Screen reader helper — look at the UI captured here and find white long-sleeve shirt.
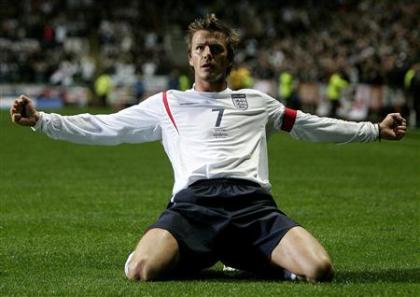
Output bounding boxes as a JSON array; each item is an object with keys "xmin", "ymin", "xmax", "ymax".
[{"xmin": 33, "ymin": 88, "xmax": 379, "ymax": 195}]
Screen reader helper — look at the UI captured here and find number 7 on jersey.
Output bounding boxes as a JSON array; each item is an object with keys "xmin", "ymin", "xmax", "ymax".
[{"xmin": 212, "ymin": 108, "xmax": 225, "ymax": 127}]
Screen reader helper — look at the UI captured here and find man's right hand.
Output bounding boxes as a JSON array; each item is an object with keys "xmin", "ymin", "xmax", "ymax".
[{"xmin": 10, "ymin": 95, "xmax": 40, "ymax": 127}]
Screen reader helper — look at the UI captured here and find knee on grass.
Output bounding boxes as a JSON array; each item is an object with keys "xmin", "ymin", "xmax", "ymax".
[
  {"xmin": 125, "ymin": 254, "xmax": 162, "ymax": 281},
  {"xmin": 305, "ymin": 259, "xmax": 334, "ymax": 282}
]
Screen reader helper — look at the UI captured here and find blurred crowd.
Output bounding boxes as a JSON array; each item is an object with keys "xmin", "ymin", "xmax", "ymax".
[{"xmin": 0, "ymin": 0, "xmax": 419, "ymax": 102}]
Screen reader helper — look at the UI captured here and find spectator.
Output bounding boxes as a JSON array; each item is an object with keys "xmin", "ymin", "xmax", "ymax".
[
  {"xmin": 94, "ymin": 70, "xmax": 113, "ymax": 107},
  {"xmin": 278, "ymin": 69, "xmax": 301, "ymax": 110},
  {"xmin": 326, "ymin": 71, "xmax": 349, "ymax": 118},
  {"xmin": 0, "ymin": 0, "xmax": 418, "ymax": 120}
]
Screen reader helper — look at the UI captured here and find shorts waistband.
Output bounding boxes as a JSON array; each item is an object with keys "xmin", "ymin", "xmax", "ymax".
[{"xmin": 190, "ymin": 178, "xmax": 261, "ymax": 188}]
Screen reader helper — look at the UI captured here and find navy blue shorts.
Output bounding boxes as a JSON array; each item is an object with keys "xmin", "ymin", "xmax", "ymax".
[{"xmin": 149, "ymin": 178, "xmax": 298, "ymax": 274}]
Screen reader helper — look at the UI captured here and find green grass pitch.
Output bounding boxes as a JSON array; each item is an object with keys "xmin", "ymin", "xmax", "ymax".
[{"xmin": 1, "ymin": 108, "xmax": 419, "ymax": 296}]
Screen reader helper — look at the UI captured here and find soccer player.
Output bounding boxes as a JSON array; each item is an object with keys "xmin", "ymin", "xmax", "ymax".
[{"xmin": 10, "ymin": 14, "xmax": 407, "ymax": 282}]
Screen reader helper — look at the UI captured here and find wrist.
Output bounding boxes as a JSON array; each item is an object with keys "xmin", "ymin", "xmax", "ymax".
[
  {"xmin": 377, "ymin": 123, "xmax": 382, "ymax": 142},
  {"xmin": 34, "ymin": 111, "xmax": 40, "ymax": 124},
  {"xmin": 31, "ymin": 112, "xmax": 43, "ymax": 130}
]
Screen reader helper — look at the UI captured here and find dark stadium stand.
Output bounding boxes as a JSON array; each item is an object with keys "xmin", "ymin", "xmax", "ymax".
[{"xmin": 1, "ymin": 0, "xmax": 419, "ymax": 124}]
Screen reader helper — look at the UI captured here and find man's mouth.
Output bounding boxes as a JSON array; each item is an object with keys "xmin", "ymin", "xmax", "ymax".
[{"xmin": 202, "ymin": 63, "xmax": 214, "ymax": 70}]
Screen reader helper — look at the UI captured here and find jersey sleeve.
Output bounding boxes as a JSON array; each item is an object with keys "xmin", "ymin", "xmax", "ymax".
[
  {"xmin": 264, "ymin": 92, "xmax": 286, "ymax": 132},
  {"xmin": 289, "ymin": 110, "xmax": 379, "ymax": 143},
  {"xmin": 32, "ymin": 94, "xmax": 163, "ymax": 145},
  {"xmin": 264, "ymin": 92, "xmax": 379, "ymax": 143}
]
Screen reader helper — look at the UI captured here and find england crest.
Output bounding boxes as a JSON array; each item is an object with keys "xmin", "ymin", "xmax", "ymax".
[{"xmin": 231, "ymin": 94, "xmax": 248, "ymax": 110}]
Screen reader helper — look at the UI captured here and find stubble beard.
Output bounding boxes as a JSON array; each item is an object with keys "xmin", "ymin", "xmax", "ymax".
[{"xmin": 202, "ymin": 68, "xmax": 226, "ymax": 84}]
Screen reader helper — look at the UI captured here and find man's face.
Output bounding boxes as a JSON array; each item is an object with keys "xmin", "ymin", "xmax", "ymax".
[{"xmin": 189, "ymin": 30, "xmax": 230, "ymax": 84}]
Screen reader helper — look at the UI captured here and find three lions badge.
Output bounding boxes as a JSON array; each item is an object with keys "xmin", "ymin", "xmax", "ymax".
[{"xmin": 231, "ymin": 94, "xmax": 248, "ymax": 110}]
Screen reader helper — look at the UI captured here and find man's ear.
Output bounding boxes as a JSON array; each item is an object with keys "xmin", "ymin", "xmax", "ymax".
[{"xmin": 188, "ymin": 53, "xmax": 193, "ymax": 67}]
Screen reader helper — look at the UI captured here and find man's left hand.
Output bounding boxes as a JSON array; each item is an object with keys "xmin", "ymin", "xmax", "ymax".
[{"xmin": 379, "ymin": 113, "xmax": 407, "ymax": 141}]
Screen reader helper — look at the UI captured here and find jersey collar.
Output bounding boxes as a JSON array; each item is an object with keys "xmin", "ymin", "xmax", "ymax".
[{"xmin": 188, "ymin": 83, "xmax": 232, "ymax": 94}]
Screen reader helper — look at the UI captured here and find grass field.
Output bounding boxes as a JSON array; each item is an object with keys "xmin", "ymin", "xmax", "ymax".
[{"xmin": 1, "ymin": 108, "xmax": 419, "ymax": 296}]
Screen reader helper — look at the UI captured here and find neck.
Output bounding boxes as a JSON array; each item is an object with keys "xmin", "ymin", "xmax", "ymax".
[{"xmin": 194, "ymin": 79, "xmax": 227, "ymax": 92}]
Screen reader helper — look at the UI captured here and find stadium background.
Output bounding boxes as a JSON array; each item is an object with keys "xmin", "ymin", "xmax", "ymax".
[
  {"xmin": 1, "ymin": 1, "xmax": 419, "ymax": 296},
  {"xmin": 0, "ymin": 0, "xmax": 419, "ymax": 124}
]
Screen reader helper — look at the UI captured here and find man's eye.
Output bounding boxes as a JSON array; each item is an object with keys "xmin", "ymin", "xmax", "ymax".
[{"xmin": 210, "ymin": 44, "xmax": 224, "ymax": 54}]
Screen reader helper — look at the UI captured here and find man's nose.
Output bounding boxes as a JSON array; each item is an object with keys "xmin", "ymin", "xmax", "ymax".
[{"xmin": 203, "ymin": 45, "xmax": 213, "ymax": 58}]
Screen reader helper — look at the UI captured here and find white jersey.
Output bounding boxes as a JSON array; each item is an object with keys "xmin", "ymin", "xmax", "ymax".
[{"xmin": 33, "ymin": 87, "xmax": 379, "ymax": 196}]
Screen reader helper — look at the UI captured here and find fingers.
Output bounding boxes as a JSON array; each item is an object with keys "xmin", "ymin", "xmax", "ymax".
[
  {"xmin": 17, "ymin": 94, "xmax": 31, "ymax": 104},
  {"xmin": 391, "ymin": 114, "xmax": 402, "ymax": 128},
  {"xmin": 11, "ymin": 95, "xmax": 29, "ymax": 112},
  {"xmin": 10, "ymin": 99, "xmax": 22, "ymax": 121},
  {"xmin": 394, "ymin": 125, "xmax": 407, "ymax": 139},
  {"xmin": 386, "ymin": 124, "xmax": 406, "ymax": 140},
  {"xmin": 390, "ymin": 113, "xmax": 407, "ymax": 127},
  {"xmin": 391, "ymin": 113, "xmax": 407, "ymax": 134},
  {"xmin": 390, "ymin": 113, "xmax": 403, "ymax": 120},
  {"xmin": 11, "ymin": 113, "xmax": 21, "ymax": 123},
  {"xmin": 381, "ymin": 113, "xmax": 407, "ymax": 134},
  {"xmin": 10, "ymin": 95, "xmax": 36, "ymax": 125},
  {"xmin": 13, "ymin": 95, "xmax": 31, "ymax": 108},
  {"xmin": 379, "ymin": 113, "xmax": 408, "ymax": 141}
]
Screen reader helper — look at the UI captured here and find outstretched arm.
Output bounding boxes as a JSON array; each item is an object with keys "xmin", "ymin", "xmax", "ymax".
[
  {"xmin": 10, "ymin": 94, "xmax": 162, "ymax": 145},
  {"xmin": 286, "ymin": 110, "xmax": 407, "ymax": 143}
]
